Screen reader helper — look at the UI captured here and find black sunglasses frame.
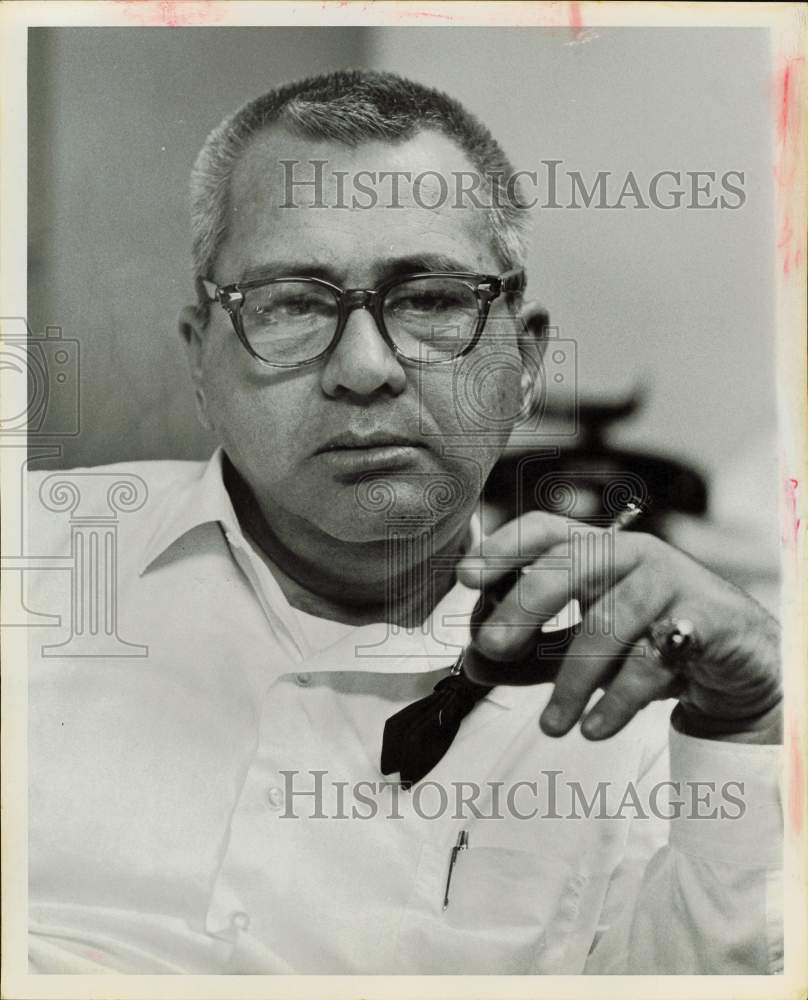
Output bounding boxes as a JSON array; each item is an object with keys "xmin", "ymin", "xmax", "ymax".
[{"xmin": 200, "ymin": 269, "xmax": 526, "ymax": 369}]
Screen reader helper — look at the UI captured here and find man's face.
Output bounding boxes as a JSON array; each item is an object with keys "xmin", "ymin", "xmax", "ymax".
[{"xmin": 185, "ymin": 127, "xmax": 528, "ymax": 543}]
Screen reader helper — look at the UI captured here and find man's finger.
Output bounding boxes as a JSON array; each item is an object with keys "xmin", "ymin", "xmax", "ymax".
[
  {"xmin": 579, "ymin": 646, "xmax": 681, "ymax": 740},
  {"xmin": 539, "ymin": 572, "xmax": 671, "ymax": 736},
  {"xmin": 456, "ymin": 510, "xmax": 579, "ymax": 589},
  {"xmin": 471, "ymin": 560, "xmax": 576, "ymax": 660},
  {"xmin": 474, "ymin": 533, "xmax": 644, "ymax": 662}
]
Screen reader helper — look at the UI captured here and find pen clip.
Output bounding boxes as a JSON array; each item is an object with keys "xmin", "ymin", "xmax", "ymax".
[{"xmin": 442, "ymin": 829, "xmax": 469, "ymax": 911}]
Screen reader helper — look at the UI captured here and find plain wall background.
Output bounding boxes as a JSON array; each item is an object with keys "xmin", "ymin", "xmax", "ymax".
[
  {"xmin": 28, "ymin": 26, "xmax": 778, "ymax": 507},
  {"xmin": 28, "ymin": 27, "xmax": 370, "ymax": 466}
]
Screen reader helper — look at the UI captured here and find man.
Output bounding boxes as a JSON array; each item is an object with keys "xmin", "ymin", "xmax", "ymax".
[{"xmin": 28, "ymin": 70, "xmax": 782, "ymax": 975}]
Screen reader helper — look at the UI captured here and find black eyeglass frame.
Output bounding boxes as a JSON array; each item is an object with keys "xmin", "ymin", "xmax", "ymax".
[{"xmin": 200, "ymin": 269, "xmax": 526, "ymax": 369}]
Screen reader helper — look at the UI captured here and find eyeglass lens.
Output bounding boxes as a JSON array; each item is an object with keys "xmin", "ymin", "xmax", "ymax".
[{"xmin": 239, "ymin": 276, "xmax": 480, "ymax": 364}]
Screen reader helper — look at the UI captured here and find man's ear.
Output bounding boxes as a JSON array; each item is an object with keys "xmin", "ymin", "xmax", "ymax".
[
  {"xmin": 518, "ymin": 299, "xmax": 550, "ymax": 355},
  {"xmin": 178, "ymin": 305, "xmax": 213, "ymax": 431},
  {"xmin": 516, "ymin": 299, "xmax": 550, "ymax": 413}
]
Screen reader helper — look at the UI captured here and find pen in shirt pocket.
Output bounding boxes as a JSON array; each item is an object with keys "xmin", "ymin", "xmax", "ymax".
[{"xmin": 442, "ymin": 829, "xmax": 469, "ymax": 910}]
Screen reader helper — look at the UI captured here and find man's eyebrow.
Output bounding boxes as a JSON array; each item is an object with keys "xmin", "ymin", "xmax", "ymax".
[
  {"xmin": 235, "ymin": 254, "xmax": 480, "ymax": 286},
  {"xmin": 238, "ymin": 261, "xmax": 337, "ymax": 283},
  {"xmin": 374, "ymin": 254, "xmax": 478, "ymax": 279}
]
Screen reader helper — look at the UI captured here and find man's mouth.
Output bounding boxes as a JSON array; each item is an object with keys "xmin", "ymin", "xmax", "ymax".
[
  {"xmin": 315, "ymin": 432, "xmax": 425, "ymax": 476},
  {"xmin": 317, "ymin": 431, "xmax": 424, "ymax": 453}
]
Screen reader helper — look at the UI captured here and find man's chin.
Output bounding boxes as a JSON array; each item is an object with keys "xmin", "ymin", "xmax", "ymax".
[{"xmin": 306, "ymin": 478, "xmax": 473, "ymax": 544}]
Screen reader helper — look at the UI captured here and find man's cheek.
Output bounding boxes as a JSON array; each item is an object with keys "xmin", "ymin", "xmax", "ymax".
[
  {"xmin": 421, "ymin": 375, "xmax": 462, "ymax": 435},
  {"xmin": 456, "ymin": 363, "xmax": 522, "ymax": 438},
  {"xmin": 206, "ymin": 391, "xmax": 291, "ymax": 478},
  {"xmin": 417, "ymin": 359, "xmax": 522, "ymax": 443}
]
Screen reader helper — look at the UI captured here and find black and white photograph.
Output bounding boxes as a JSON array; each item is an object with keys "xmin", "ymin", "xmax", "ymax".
[{"xmin": 1, "ymin": 2, "xmax": 806, "ymax": 997}]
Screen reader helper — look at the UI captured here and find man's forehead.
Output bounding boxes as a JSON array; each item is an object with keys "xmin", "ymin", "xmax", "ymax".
[
  {"xmin": 219, "ymin": 125, "xmax": 496, "ymax": 279},
  {"xmin": 230, "ymin": 125, "xmax": 484, "ymax": 208}
]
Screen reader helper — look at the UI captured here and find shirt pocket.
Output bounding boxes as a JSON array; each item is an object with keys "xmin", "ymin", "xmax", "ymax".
[{"xmin": 393, "ymin": 842, "xmax": 586, "ymax": 974}]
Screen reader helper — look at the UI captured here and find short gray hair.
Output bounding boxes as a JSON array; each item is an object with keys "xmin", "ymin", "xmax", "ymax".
[{"xmin": 190, "ymin": 69, "xmax": 531, "ymax": 304}]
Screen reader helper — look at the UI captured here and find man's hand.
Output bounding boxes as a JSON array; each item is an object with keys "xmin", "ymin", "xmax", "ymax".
[{"xmin": 456, "ymin": 512, "xmax": 782, "ymax": 744}]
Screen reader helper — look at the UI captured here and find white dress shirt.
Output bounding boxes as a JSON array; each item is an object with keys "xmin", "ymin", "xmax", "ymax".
[{"xmin": 27, "ymin": 451, "xmax": 783, "ymax": 974}]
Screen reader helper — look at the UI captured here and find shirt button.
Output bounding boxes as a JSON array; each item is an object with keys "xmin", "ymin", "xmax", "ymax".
[
  {"xmin": 231, "ymin": 911, "xmax": 250, "ymax": 932},
  {"xmin": 295, "ymin": 672, "xmax": 312, "ymax": 687},
  {"xmin": 267, "ymin": 785, "xmax": 284, "ymax": 810}
]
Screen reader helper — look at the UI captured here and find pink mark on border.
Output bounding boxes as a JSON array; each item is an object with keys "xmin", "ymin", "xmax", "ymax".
[
  {"xmin": 115, "ymin": 0, "xmax": 225, "ymax": 26},
  {"xmin": 789, "ymin": 722, "xmax": 804, "ymax": 838},
  {"xmin": 777, "ymin": 59, "xmax": 802, "ymax": 146},
  {"xmin": 782, "ymin": 477, "xmax": 801, "ymax": 547},
  {"xmin": 567, "ymin": 0, "xmax": 584, "ymax": 42},
  {"xmin": 772, "ymin": 57, "xmax": 805, "ymax": 277},
  {"xmin": 777, "ymin": 215, "xmax": 794, "ymax": 275}
]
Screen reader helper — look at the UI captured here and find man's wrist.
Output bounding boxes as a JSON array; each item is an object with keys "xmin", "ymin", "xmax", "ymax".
[{"xmin": 671, "ymin": 699, "xmax": 783, "ymax": 745}]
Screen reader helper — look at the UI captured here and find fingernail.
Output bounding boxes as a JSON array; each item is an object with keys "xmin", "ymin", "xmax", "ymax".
[
  {"xmin": 583, "ymin": 712, "xmax": 605, "ymax": 738},
  {"xmin": 541, "ymin": 704, "xmax": 563, "ymax": 732}
]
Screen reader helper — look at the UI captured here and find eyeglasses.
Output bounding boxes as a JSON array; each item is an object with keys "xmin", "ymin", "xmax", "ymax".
[{"xmin": 201, "ymin": 269, "xmax": 526, "ymax": 369}]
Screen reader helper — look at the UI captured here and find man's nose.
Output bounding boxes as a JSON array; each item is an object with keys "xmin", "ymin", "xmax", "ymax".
[{"xmin": 320, "ymin": 304, "xmax": 408, "ymax": 398}]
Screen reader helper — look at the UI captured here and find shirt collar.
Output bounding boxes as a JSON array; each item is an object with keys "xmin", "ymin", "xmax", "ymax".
[{"xmin": 138, "ymin": 447, "xmax": 237, "ymax": 575}]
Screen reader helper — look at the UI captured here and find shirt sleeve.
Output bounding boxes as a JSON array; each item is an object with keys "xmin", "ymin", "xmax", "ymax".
[{"xmin": 584, "ymin": 725, "xmax": 783, "ymax": 974}]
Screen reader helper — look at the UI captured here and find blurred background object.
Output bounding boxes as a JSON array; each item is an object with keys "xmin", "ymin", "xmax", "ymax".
[
  {"xmin": 483, "ymin": 389, "xmax": 708, "ymax": 538},
  {"xmin": 482, "ymin": 393, "xmax": 779, "ymax": 613}
]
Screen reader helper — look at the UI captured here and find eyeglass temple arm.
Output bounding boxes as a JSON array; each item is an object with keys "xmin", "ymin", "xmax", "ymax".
[
  {"xmin": 499, "ymin": 269, "xmax": 526, "ymax": 294},
  {"xmin": 200, "ymin": 278, "xmax": 244, "ymax": 308}
]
